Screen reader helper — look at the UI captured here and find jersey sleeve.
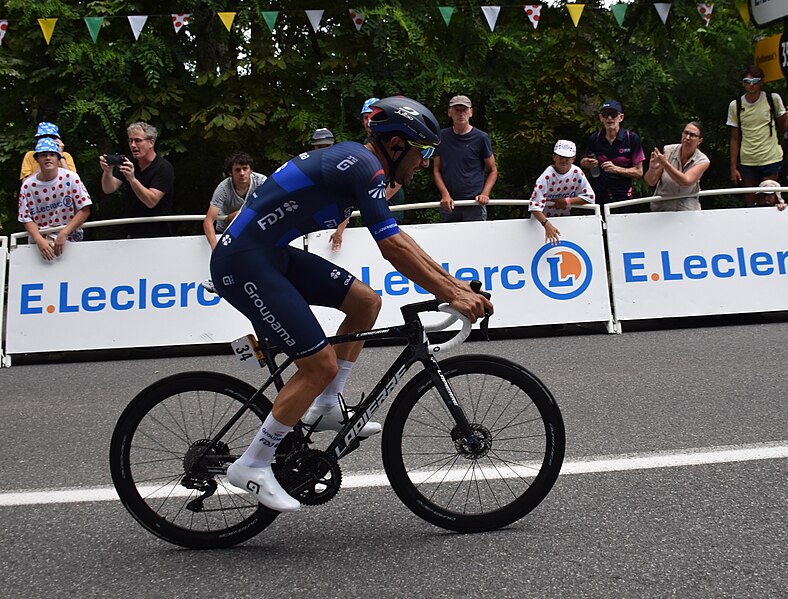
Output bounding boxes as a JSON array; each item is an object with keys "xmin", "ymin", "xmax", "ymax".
[
  {"xmin": 726, "ymin": 99, "xmax": 739, "ymax": 127},
  {"xmin": 528, "ymin": 168, "xmax": 550, "ymax": 212},
  {"xmin": 629, "ymin": 131, "xmax": 646, "ymax": 165}
]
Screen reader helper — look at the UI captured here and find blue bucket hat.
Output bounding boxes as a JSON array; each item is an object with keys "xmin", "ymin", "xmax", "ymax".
[
  {"xmin": 35, "ymin": 122, "xmax": 61, "ymax": 138},
  {"xmin": 33, "ymin": 137, "xmax": 63, "ymax": 158},
  {"xmin": 361, "ymin": 97, "xmax": 380, "ymax": 115}
]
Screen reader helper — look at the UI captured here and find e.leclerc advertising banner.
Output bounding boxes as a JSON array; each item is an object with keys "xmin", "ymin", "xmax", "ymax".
[
  {"xmin": 307, "ymin": 218, "xmax": 612, "ymax": 331},
  {"xmin": 606, "ymin": 208, "xmax": 788, "ymax": 321}
]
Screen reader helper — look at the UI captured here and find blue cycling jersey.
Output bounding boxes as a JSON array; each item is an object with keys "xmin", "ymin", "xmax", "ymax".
[
  {"xmin": 218, "ymin": 141, "xmax": 399, "ymax": 252},
  {"xmin": 210, "ymin": 142, "xmax": 399, "ymax": 359}
]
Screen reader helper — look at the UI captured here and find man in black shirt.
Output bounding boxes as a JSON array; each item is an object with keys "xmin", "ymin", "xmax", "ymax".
[{"xmin": 100, "ymin": 121, "xmax": 175, "ymax": 238}]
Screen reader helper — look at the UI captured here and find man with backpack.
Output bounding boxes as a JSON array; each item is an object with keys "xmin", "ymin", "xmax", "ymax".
[{"xmin": 727, "ymin": 65, "xmax": 788, "ymax": 207}]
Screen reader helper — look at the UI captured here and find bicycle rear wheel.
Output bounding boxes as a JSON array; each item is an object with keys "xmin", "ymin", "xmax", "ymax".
[
  {"xmin": 382, "ymin": 355, "xmax": 565, "ymax": 533},
  {"xmin": 109, "ymin": 371, "xmax": 279, "ymax": 549}
]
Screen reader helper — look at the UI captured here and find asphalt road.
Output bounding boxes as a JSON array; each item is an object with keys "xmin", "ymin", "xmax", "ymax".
[{"xmin": 1, "ymin": 321, "xmax": 786, "ymax": 598}]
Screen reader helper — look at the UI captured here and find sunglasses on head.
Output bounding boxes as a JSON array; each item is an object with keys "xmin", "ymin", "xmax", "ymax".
[
  {"xmin": 407, "ymin": 139, "xmax": 436, "ymax": 159},
  {"xmin": 742, "ymin": 77, "xmax": 762, "ymax": 85}
]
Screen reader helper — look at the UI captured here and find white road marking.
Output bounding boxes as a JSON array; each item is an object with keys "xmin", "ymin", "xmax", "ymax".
[{"xmin": 1, "ymin": 441, "xmax": 786, "ymax": 508}]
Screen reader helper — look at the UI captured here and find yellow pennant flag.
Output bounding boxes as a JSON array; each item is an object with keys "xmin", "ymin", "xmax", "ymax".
[
  {"xmin": 218, "ymin": 12, "xmax": 236, "ymax": 32},
  {"xmin": 38, "ymin": 18, "xmax": 57, "ymax": 44},
  {"xmin": 567, "ymin": 4, "xmax": 585, "ymax": 27},
  {"xmin": 735, "ymin": 2, "xmax": 750, "ymax": 24}
]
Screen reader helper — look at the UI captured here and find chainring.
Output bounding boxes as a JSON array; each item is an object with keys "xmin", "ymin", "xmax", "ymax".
[{"xmin": 275, "ymin": 448, "xmax": 342, "ymax": 506}]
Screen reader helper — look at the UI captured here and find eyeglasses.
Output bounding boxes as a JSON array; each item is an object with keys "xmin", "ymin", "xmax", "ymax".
[
  {"xmin": 742, "ymin": 77, "xmax": 762, "ymax": 85},
  {"xmin": 128, "ymin": 137, "xmax": 151, "ymax": 144},
  {"xmin": 601, "ymin": 110, "xmax": 620, "ymax": 119},
  {"xmin": 682, "ymin": 131, "xmax": 700, "ymax": 139},
  {"xmin": 407, "ymin": 140, "xmax": 436, "ymax": 160}
]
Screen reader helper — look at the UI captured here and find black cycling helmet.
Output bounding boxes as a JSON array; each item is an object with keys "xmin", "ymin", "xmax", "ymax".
[{"xmin": 368, "ymin": 96, "xmax": 441, "ymax": 146}]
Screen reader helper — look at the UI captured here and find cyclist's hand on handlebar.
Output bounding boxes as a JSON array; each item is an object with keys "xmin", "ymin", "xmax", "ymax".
[{"xmin": 450, "ymin": 282, "xmax": 493, "ymax": 322}]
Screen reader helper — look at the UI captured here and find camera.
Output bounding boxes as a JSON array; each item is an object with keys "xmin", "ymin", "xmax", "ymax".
[{"xmin": 106, "ymin": 154, "xmax": 126, "ymax": 166}]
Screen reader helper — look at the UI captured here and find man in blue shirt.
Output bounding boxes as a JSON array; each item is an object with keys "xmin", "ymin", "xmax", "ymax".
[
  {"xmin": 433, "ymin": 95, "xmax": 498, "ymax": 222},
  {"xmin": 211, "ymin": 97, "xmax": 493, "ymax": 512}
]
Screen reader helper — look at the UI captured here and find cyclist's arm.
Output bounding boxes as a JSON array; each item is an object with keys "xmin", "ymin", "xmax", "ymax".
[{"xmin": 377, "ymin": 230, "xmax": 492, "ymax": 320}]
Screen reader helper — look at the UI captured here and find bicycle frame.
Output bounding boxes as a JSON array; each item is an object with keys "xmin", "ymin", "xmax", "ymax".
[{"xmin": 201, "ymin": 305, "xmax": 479, "ymax": 467}]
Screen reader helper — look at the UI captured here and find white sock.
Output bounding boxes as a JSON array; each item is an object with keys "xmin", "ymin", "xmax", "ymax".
[
  {"xmin": 314, "ymin": 358, "xmax": 354, "ymax": 408},
  {"xmin": 235, "ymin": 413, "xmax": 291, "ymax": 468}
]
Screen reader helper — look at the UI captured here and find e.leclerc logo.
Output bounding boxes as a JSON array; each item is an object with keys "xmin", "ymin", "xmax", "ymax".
[
  {"xmin": 530, "ymin": 241, "xmax": 593, "ymax": 300},
  {"xmin": 18, "ymin": 279, "xmax": 220, "ymax": 315}
]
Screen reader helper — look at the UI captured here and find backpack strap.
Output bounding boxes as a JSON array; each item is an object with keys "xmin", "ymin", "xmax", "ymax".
[{"xmin": 766, "ymin": 92, "xmax": 777, "ymax": 138}]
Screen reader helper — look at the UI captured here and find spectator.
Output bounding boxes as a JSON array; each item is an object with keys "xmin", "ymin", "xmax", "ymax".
[
  {"xmin": 311, "ymin": 128, "xmax": 335, "ymax": 149},
  {"xmin": 727, "ymin": 65, "xmax": 788, "ymax": 207},
  {"xmin": 645, "ymin": 122, "xmax": 710, "ymax": 212},
  {"xmin": 360, "ymin": 97, "xmax": 380, "ymax": 140},
  {"xmin": 754, "ymin": 180, "xmax": 787, "ymax": 211},
  {"xmin": 18, "ymin": 138, "xmax": 91, "ymax": 261},
  {"xmin": 433, "ymin": 94, "xmax": 498, "ymax": 222},
  {"xmin": 529, "ymin": 140, "xmax": 595, "ymax": 245},
  {"xmin": 203, "ymin": 152, "xmax": 267, "ymax": 250},
  {"xmin": 579, "ymin": 100, "xmax": 645, "ymax": 209},
  {"xmin": 99, "ymin": 121, "xmax": 174, "ymax": 238},
  {"xmin": 19, "ymin": 121, "xmax": 77, "ymax": 181}
]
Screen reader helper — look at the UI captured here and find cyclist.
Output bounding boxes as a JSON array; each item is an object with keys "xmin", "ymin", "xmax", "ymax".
[{"xmin": 211, "ymin": 96, "xmax": 493, "ymax": 512}]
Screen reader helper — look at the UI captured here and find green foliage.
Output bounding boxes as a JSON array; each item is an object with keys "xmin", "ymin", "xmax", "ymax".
[{"xmin": 0, "ymin": 0, "xmax": 785, "ymax": 236}]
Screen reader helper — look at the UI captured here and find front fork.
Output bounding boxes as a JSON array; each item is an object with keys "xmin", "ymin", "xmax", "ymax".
[{"xmin": 421, "ymin": 356, "xmax": 481, "ymax": 451}]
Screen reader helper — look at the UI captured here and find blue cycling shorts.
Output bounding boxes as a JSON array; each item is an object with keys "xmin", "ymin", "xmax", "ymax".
[{"xmin": 210, "ymin": 246, "xmax": 355, "ymax": 359}]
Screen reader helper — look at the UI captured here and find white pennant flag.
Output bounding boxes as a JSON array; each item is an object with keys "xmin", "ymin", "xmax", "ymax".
[
  {"xmin": 697, "ymin": 3, "xmax": 713, "ymax": 26},
  {"xmin": 127, "ymin": 15, "xmax": 147, "ymax": 40},
  {"xmin": 349, "ymin": 9, "xmax": 365, "ymax": 31},
  {"xmin": 0, "ymin": 20, "xmax": 7, "ymax": 45},
  {"xmin": 524, "ymin": 5, "xmax": 542, "ymax": 30},
  {"xmin": 481, "ymin": 6, "xmax": 501, "ymax": 32},
  {"xmin": 654, "ymin": 3, "xmax": 671, "ymax": 25},
  {"xmin": 171, "ymin": 13, "xmax": 190, "ymax": 34},
  {"xmin": 305, "ymin": 9, "xmax": 324, "ymax": 32}
]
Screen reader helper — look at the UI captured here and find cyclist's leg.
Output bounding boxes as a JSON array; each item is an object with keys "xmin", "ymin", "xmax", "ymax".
[{"xmin": 283, "ymin": 247, "xmax": 382, "ymax": 433}]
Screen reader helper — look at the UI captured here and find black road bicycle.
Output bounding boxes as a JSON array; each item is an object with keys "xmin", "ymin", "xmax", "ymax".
[{"xmin": 109, "ymin": 285, "xmax": 565, "ymax": 549}]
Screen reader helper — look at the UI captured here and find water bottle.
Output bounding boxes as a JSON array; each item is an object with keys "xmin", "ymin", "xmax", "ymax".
[{"xmin": 588, "ymin": 153, "xmax": 600, "ymax": 178}]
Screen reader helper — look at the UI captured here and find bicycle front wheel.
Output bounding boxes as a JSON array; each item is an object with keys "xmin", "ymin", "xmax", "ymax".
[
  {"xmin": 382, "ymin": 355, "xmax": 565, "ymax": 533},
  {"xmin": 109, "ymin": 371, "xmax": 279, "ymax": 549}
]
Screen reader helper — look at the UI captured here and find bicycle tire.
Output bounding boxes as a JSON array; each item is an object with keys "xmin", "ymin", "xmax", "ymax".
[
  {"xmin": 382, "ymin": 355, "xmax": 565, "ymax": 533},
  {"xmin": 109, "ymin": 371, "xmax": 279, "ymax": 549}
]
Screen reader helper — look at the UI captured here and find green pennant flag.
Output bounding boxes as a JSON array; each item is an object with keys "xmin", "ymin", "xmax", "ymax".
[
  {"xmin": 439, "ymin": 6, "xmax": 455, "ymax": 26},
  {"xmin": 261, "ymin": 11, "xmax": 279, "ymax": 32},
  {"xmin": 84, "ymin": 17, "xmax": 104, "ymax": 43},
  {"xmin": 610, "ymin": 3, "xmax": 628, "ymax": 28}
]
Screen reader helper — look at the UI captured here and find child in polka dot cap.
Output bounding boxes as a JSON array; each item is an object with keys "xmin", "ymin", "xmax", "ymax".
[
  {"xmin": 18, "ymin": 137, "xmax": 92, "ymax": 261},
  {"xmin": 529, "ymin": 139, "xmax": 595, "ymax": 245}
]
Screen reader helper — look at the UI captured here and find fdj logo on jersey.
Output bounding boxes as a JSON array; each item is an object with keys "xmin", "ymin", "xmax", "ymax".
[{"xmin": 530, "ymin": 241, "xmax": 593, "ymax": 300}]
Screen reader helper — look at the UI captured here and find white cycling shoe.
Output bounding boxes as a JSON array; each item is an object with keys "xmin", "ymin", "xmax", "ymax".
[
  {"xmin": 302, "ymin": 403, "xmax": 382, "ymax": 437},
  {"xmin": 226, "ymin": 462, "xmax": 301, "ymax": 512}
]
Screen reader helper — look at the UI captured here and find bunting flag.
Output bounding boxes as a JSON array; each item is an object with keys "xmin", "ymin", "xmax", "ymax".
[
  {"xmin": 610, "ymin": 3, "xmax": 628, "ymax": 28},
  {"xmin": 697, "ymin": 4, "xmax": 713, "ymax": 27},
  {"xmin": 567, "ymin": 4, "xmax": 585, "ymax": 27},
  {"xmin": 127, "ymin": 15, "xmax": 147, "ymax": 40},
  {"xmin": 438, "ymin": 6, "xmax": 455, "ymax": 26},
  {"xmin": 349, "ymin": 9, "xmax": 365, "ymax": 31},
  {"xmin": 217, "ymin": 12, "xmax": 236, "ymax": 32},
  {"xmin": 261, "ymin": 11, "xmax": 278, "ymax": 32},
  {"xmin": 171, "ymin": 13, "xmax": 189, "ymax": 34},
  {"xmin": 735, "ymin": 2, "xmax": 750, "ymax": 24},
  {"xmin": 38, "ymin": 18, "xmax": 57, "ymax": 44},
  {"xmin": 0, "ymin": 20, "xmax": 7, "ymax": 46},
  {"xmin": 654, "ymin": 3, "xmax": 671, "ymax": 25},
  {"xmin": 305, "ymin": 9, "xmax": 324, "ymax": 32},
  {"xmin": 524, "ymin": 5, "xmax": 541, "ymax": 30},
  {"xmin": 84, "ymin": 17, "xmax": 103, "ymax": 43},
  {"xmin": 481, "ymin": 6, "xmax": 501, "ymax": 32}
]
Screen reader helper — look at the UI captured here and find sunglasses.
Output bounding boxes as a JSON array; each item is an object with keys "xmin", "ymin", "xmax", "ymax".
[
  {"xmin": 407, "ymin": 140, "xmax": 436, "ymax": 159},
  {"xmin": 601, "ymin": 110, "xmax": 620, "ymax": 118},
  {"xmin": 742, "ymin": 77, "xmax": 762, "ymax": 85}
]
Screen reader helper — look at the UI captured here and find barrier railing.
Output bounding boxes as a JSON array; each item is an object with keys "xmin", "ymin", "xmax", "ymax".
[{"xmin": 2, "ymin": 189, "xmax": 786, "ymax": 364}]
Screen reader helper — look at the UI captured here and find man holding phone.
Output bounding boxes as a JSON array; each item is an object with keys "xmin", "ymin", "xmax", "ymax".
[{"xmin": 100, "ymin": 121, "xmax": 175, "ymax": 238}]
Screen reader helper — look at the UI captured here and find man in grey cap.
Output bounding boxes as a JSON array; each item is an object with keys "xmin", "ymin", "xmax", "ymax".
[
  {"xmin": 311, "ymin": 128, "xmax": 335, "ymax": 149},
  {"xmin": 433, "ymin": 94, "xmax": 498, "ymax": 222}
]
